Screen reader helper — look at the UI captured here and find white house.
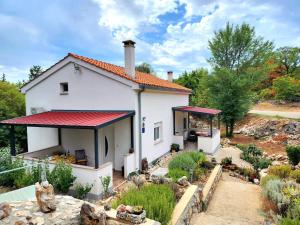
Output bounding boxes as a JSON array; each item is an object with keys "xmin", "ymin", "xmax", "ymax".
[{"xmin": 1, "ymin": 40, "xmax": 221, "ymax": 198}]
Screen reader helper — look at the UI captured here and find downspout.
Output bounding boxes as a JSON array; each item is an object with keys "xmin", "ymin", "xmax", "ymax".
[{"xmin": 138, "ymin": 85, "xmax": 145, "ymax": 171}]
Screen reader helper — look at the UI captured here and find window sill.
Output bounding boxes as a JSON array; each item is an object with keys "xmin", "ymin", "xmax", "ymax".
[
  {"xmin": 154, "ymin": 139, "xmax": 163, "ymax": 145},
  {"xmin": 60, "ymin": 92, "xmax": 69, "ymax": 95}
]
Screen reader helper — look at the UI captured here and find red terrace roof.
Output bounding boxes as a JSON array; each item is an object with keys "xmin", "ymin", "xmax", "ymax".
[
  {"xmin": 0, "ymin": 111, "xmax": 135, "ymax": 129},
  {"xmin": 173, "ymin": 106, "xmax": 221, "ymax": 115}
]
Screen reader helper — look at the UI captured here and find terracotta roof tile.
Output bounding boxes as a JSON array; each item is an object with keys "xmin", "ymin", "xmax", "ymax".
[{"xmin": 69, "ymin": 53, "xmax": 191, "ymax": 93}]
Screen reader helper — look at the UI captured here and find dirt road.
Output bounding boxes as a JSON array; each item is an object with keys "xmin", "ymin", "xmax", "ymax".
[{"xmin": 249, "ymin": 109, "xmax": 300, "ymax": 119}]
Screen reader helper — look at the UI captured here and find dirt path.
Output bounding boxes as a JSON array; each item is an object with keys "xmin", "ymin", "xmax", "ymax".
[
  {"xmin": 190, "ymin": 173, "xmax": 264, "ymax": 225},
  {"xmin": 249, "ymin": 109, "xmax": 300, "ymax": 119}
]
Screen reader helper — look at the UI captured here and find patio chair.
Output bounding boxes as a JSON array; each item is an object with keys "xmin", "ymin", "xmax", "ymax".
[
  {"xmin": 187, "ymin": 130, "xmax": 197, "ymax": 142},
  {"xmin": 75, "ymin": 149, "xmax": 88, "ymax": 165}
]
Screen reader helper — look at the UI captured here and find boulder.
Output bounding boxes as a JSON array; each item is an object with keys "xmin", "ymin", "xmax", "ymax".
[
  {"xmin": 177, "ymin": 176, "xmax": 190, "ymax": 186},
  {"xmin": 80, "ymin": 203, "xmax": 106, "ymax": 225},
  {"xmin": 0, "ymin": 203, "xmax": 11, "ymax": 220},
  {"xmin": 35, "ymin": 181, "xmax": 56, "ymax": 213}
]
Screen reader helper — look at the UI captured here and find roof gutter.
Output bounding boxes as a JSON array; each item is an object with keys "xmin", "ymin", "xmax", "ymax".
[{"xmin": 138, "ymin": 84, "xmax": 191, "ymax": 94}]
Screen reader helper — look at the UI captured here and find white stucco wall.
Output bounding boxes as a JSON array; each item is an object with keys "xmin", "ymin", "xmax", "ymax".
[
  {"xmin": 25, "ymin": 62, "xmax": 139, "ymax": 156},
  {"xmin": 197, "ymin": 130, "xmax": 221, "ymax": 154},
  {"xmin": 140, "ymin": 90, "xmax": 189, "ymax": 163}
]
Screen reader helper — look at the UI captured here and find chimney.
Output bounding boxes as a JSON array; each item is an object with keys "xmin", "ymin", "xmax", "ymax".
[
  {"xmin": 123, "ymin": 40, "xmax": 136, "ymax": 78},
  {"xmin": 167, "ymin": 71, "xmax": 173, "ymax": 82}
]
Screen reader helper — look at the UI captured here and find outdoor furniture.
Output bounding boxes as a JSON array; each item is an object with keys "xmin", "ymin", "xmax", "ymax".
[
  {"xmin": 187, "ymin": 130, "xmax": 197, "ymax": 142},
  {"xmin": 75, "ymin": 149, "xmax": 88, "ymax": 165}
]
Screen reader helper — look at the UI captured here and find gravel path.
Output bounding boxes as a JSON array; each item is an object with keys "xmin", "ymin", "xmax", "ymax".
[
  {"xmin": 249, "ymin": 109, "xmax": 300, "ymax": 119},
  {"xmin": 190, "ymin": 173, "xmax": 264, "ymax": 225}
]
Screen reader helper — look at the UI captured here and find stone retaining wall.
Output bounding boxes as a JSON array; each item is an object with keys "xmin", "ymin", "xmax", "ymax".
[{"xmin": 170, "ymin": 165, "xmax": 222, "ymax": 225}]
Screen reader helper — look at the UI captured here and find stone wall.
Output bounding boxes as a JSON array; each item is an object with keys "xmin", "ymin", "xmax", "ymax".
[
  {"xmin": 1, "ymin": 195, "xmax": 160, "ymax": 225},
  {"xmin": 170, "ymin": 165, "xmax": 222, "ymax": 225}
]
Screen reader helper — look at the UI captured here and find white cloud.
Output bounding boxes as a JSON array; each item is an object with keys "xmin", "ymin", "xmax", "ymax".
[{"xmin": 0, "ymin": 65, "xmax": 28, "ymax": 83}]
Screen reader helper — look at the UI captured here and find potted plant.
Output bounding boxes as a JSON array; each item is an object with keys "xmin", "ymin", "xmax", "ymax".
[{"xmin": 170, "ymin": 143, "xmax": 180, "ymax": 152}]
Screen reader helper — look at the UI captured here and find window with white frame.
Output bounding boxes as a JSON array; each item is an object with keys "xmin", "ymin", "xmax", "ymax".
[{"xmin": 154, "ymin": 122, "xmax": 162, "ymax": 143}]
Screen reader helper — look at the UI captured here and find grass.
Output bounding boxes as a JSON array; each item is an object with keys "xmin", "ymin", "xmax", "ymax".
[{"xmin": 112, "ymin": 184, "xmax": 175, "ymax": 225}]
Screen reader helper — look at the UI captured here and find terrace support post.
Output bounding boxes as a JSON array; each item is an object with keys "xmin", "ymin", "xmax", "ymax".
[
  {"xmin": 130, "ymin": 116, "xmax": 134, "ymax": 149},
  {"xmin": 58, "ymin": 128, "xmax": 62, "ymax": 146},
  {"xmin": 94, "ymin": 129, "xmax": 99, "ymax": 169},
  {"xmin": 217, "ymin": 114, "xmax": 221, "ymax": 129},
  {"xmin": 10, "ymin": 125, "xmax": 16, "ymax": 156},
  {"xmin": 210, "ymin": 116, "xmax": 213, "ymax": 138},
  {"xmin": 187, "ymin": 112, "xmax": 190, "ymax": 129},
  {"xmin": 173, "ymin": 110, "xmax": 175, "ymax": 135}
]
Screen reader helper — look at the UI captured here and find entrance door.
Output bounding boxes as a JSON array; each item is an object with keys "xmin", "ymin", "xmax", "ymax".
[{"xmin": 102, "ymin": 125, "xmax": 115, "ymax": 167}]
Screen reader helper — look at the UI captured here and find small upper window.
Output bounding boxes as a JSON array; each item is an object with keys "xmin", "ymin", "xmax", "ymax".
[{"xmin": 60, "ymin": 82, "xmax": 68, "ymax": 94}]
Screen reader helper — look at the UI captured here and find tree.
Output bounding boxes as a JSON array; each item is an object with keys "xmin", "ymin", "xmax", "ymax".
[
  {"xmin": 28, "ymin": 65, "xmax": 43, "ymax": 81},
  {"xmin": 208, "ymin": 22, "xmax": 274, "ymax": 78},
  {"xmin": 175, "ymin": 69, "xmax": 209, "ymax": 106},
  {"xmin": 275, "ymin": 47, "xmax": 300, "ymax": 76},
  {"xmin": 1, "ymin": 73, "xmax": 6, "ymax": 82},
  {"xmin": 135, "ymin": 62, "xmax": 155, "ymax": 74},
  {"xmin": 207, "ymin": 68, "xmax": 252, "ymax": 137},
  {"xmin": 207, "ymin": 22, "xmax": 274, "ymax": 136},
  {"xmin": 0, "ymin": 81, "xmax": 27, "ymax": 150}
]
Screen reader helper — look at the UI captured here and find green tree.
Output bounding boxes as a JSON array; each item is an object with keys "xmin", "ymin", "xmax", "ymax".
[
  {"xmin": 207, "ymin": 68, "xmax": 252, "ymax": 137},
  {"xmin": 0, "ymin": 81, "xmax": 27, "ymax": 150},
  {"xmin": 28, "ymin": 65, "xmax": 43, "ymax": 81},
  {"xmin": 175, "ymin": 69, "xmax": 209, "ymax": 106},
  {"xmin": 208, "ymin": 22, "xmax": 274, "ymax": 136},
  {"xmin": 1, "ymin": 73, "xmax": 6, "ymax": 82},
  {"xmin": 135, "ymin": 62, "xmax": 155, "ymax": 74},
  {"xmin": 275, "ymin": 47, "xmax": 300, "ymax": 76},
  {"xmin": 208, "ymin": 22, "xmax": 274, "ymax": 78}
]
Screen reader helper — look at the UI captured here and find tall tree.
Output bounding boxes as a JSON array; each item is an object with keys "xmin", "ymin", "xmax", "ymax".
[
  {"xmin": 135, "ymin": 62, "xmax": 155, "ymax": 74},
  {"xmin": 1, "ymin": 73, "xmax": 6, "ymax": 82},
  {"xmin": 208, "ymin": 22, "xmax": 274, "ymax": 137},
  {"xmin": 275, "ymin": 47, "xmax": 300, "ymax": 76},
  {"xmin": 175, "ymin": 69, "xmax": 209, "ymax": 106},
  {"xmin": 0, "ymin": 81, "xmax": 27, "ymax": 150},
  {"xmin": 28, "ymin": 65, "xmax": 43, "ymax": 81}
]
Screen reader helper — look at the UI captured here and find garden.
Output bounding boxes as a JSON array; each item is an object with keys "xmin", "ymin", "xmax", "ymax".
[{"xmin": 109, "ymin": 150, "xmax": 215, "ymax": 225}]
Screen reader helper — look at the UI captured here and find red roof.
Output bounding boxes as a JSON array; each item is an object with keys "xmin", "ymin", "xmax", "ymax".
[
  {"xmin": 0, "ymin": 111, "xmax": 134, "ymax": 128},
  {"xmin": 174, "ymin": 106, "xmax": 221, "ymax": 115},
  {"xmin": 68, "ymin": 53, "xmax": 191, "ymax": 93}
]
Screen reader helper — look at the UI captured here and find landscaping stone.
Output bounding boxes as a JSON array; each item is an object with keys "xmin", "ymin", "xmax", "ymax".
[
  {"xmin": 35, "ymin": 182, "xmax": 56, "ymax": 213},
  {"xmin": 177, "ymin": 176, "xmax": 190, "ymax": 187},
  {"xmin": 0, "ymin": 202, "xmax": 11, "ymax": 220},
  {"xmin": 80, "ymin": 203, "xmax": 106, "ymax": 225}
]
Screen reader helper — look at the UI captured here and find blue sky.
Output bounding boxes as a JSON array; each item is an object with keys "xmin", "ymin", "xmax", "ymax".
[{"xmin": 0, "ymin": 0, "xmax": 300, "ymax": 82}]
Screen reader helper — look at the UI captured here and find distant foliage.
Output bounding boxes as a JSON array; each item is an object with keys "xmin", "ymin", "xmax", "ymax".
[
  {"xmin": 273, "ymin": 76, "xmax": 300, "ymax": 101},
  {"xmin": 286, "ymin": 146, "xmax": 300, "ymax": 165},
  {"xmin": 135, "ymin": 62, "xmax": 155, "ymax": 74},
  {"xmin": 28, "ymin": 65, "xmax": 43, "ymax": 81}
]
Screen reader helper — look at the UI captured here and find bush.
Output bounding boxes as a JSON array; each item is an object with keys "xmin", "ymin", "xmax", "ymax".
[
  {"xmin": 286, "ymin": 201, "xmax": 300, "ymax": 221},
  {"xmin": 168, "ymin": 168, "xmax": 188, "ymax": 181},
  {"xmin": 273, "ymin": 76, "xmax": 300, "ymax": 101},
  {"xmin": 168, "ymin": 153, "xmax": 197, "ymax": 172},
  {"xmin": 221, "ymin": 157, "xmax": 232, "ymax": 165},
  {"xmin": 281, "ymin": 218, "xmax": 300, "ymax": 225},
  {"xmin": 100, "ymin": 176, "xmax": 111, "ymax": 197},
  {"xmin": 261, "ymin": 175, "xmax": 279, "ymax": 188},
  {"xmin": 290, "ymin": 170, "xmax": 300, "ymax": 183},
  {"xmin": 286, "ymin": 146, "xmax": 300, "ymax": 166},
  {"xmin": 269, "ymin": 165, "xmax": 292, "ymax": 179},
  {"xmin": 49, "ymin": 161, "xmax": 76, "ymax": 193},
  {"xmin": 253, "ymin": 157, "xmax": 272, "ymax": 170},
  {"xmin": 188, "ymin": 151, "xmax": 206, "ymax": 166},
  {"xmin": 170, "ymin": 143, "xmax": 180, "ymax": 152},
  {"xmin": 112, "ymin": 184, "xmax": 175, "ymax": 225},
  {"xmin": 74, "ymin": 183, "xmax": 93, "ymax": 200},
  {"xmin": 259, "ymin": 88, "xmax": 276, "ymax": 100}
]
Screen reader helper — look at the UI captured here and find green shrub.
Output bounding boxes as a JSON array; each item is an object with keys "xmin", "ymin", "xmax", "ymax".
[
  {"xmin": 273, "ymin": 76, "xmax": 300, "ymax": 101},
  {"xmin": 49, "ymin": 161, "xmax": 76, "ymax": 193},
  {"xmin": 281, "ymin": 218, "xmax": 300, "ymax": 225},
  {"xmin": 221, "ymin": 157, "xmax": 232, "ymax": 165},
  {"xmin": 112, "ymin": 184, "xmax": 175, "ymax": 225},
  {"xmin": 168, "ymin": 168, "xmax": 188, "ymax": 181},
  {"xmin": 269, "ymin": 165, "xmax": 292, "ymax": 179},
  {"xmin": 170, "ymin": 143, "xmax": 180, "ymax": 152},
  {"xmin": 286, "ymin": 146, "xmax": 300, "ymax": 166},
  {"xmin": 74, "ymin": 183, "xmax": 93, "ymax": 200},
  {"xmin": 188, "ymin": 151, "xmax": 206, "ymax": 165},
  {"xmin": 100, "ymin": 176, "xmax": 111, "ymax": 197},
  {"xmin": 14, "ymin": 169, "xmax": 33, "ymax": 188},
  {"xmin": 194, "ymin": 167, "xmax": 205, "ymax": 180},
  {"xmin": 259, "ymin": 88, "xmax": 276, "ymax": 100},
  {"xmin": 290, "ymin": 170, "xmax": 300, "ymax": 183},
  {"xmin": 286, "ymin": 201, "xmax": 300, "ymax": 221},
  {"xmin": 261, "ymin": 175, "xmax": 279, "ymax": 188},
  {"xmin": 253, "ymin": 158, "xmax": 272, "ymax": 170},
  {"xmin": 168, "ymin": 153, "xmax": 197, "ymax": 172}
]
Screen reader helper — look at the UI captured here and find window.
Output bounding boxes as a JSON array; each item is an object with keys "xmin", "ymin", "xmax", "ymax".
[
  {"xmin": 60, "ymin": 82, "xmax": 68, "ymax": 94},
  {"xmin": 154, "ymin": 122, "xmax": 162, "ymax": 144}
]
